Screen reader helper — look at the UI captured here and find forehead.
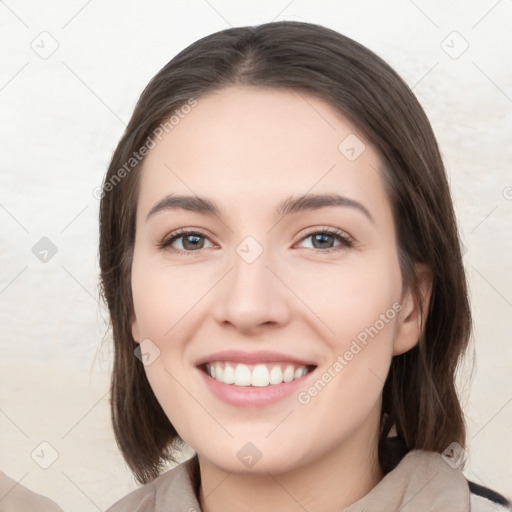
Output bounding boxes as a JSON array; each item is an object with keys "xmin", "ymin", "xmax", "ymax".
[{"xmin": 137, "ymin": 86, "xmax": 389, "ymax": 221}]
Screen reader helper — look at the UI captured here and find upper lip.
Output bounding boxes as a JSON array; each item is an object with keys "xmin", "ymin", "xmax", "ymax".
[{"xmin": 195, "ymin": 350, "xmax": 317, "ymax": 367}]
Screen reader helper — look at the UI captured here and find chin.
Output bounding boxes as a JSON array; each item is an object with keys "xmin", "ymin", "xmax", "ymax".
[{"xmin": 193, "ymin": 437, "xmax": 313, "ymax": 476}]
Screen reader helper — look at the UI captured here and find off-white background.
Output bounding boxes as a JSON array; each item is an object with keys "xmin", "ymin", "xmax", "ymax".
[{"xmin": 1, "ymin": 1, "xmax": 511, "ymax": 510}]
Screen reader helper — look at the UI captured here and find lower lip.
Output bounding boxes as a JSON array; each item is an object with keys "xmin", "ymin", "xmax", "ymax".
[{"xmin": 197, "ymin": 367, "xmax": 316, "ymax": 407}]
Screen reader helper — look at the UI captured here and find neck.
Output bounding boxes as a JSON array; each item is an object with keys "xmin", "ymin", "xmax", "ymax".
[{"xmin": 197, "ymin": 422, "xmax": 383, "ymax": 512}]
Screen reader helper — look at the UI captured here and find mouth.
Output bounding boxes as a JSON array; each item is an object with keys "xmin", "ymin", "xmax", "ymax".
[
  {"xmin": 200, "ymin": 361, "xmax": 317, "ymax": 387},
  {"xmin": 195, "ymin": 350, "xmax": 318, "ymax": 406}
]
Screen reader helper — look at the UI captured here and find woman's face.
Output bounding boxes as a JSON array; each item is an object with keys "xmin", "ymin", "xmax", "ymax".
[{"xmin": 130, "ymin": 86, "xmax": 424, "ymax": 475}]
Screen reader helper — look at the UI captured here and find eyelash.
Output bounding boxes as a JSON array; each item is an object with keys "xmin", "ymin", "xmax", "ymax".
[{"xmin": 156, "ymin": 227, "xmax": 354, "ymax": 256}]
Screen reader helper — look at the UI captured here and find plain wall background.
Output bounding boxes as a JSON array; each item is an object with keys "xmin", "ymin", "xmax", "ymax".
[{"xmin": 1, "ymin": 0, "xmax": 511, "ymax": 510}]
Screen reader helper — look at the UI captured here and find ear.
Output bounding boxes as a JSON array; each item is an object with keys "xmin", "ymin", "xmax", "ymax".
[
  {"xmin": 131, "ymin": 315, "xmax": 141, "ymax": 344},
  {"xmin": 393, "ymin": 263, "xmax": 433, "ymax": 356}
]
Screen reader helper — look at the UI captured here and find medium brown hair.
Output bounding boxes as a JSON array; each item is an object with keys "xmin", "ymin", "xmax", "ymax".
[{"xmin": 99, "ymin": 20, "xmax": 471, "ymax": 484}]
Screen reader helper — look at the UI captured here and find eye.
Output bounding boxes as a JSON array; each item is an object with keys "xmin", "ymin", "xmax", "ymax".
[
  {"xmin": 294, "ymin": 227, "xmax": 354, "ymax": 253},
  {"xmin": 157, "ymin": 226, "xmax": 354, "ymax": 255},
  {"xmin": 157, "ymin": 228, "xmax": 215, "ymax": 254}
]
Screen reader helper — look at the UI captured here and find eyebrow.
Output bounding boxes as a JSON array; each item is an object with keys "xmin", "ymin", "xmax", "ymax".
[{"xmin": 146, "ymin": 193, "xmax": 374, "ymax": 224}]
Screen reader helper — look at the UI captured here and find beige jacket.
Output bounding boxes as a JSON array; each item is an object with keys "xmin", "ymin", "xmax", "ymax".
[
  {"xmin": 1, "ymin": 450, "xmax": 510, "ymax": 511},
  {"xmin": 105, "ymin": 450, "xmax": 511, "ymax": 512}
]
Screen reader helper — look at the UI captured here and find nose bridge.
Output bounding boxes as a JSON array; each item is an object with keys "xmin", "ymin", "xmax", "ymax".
[{"xmin": 214, "ymin": 233, "xmax": 289, "ymax": 330}]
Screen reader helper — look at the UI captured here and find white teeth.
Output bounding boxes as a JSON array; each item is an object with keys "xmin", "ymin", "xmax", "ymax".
[
  {"xmin": 251, "ymin": 365, "xmax": 269, "ymax": 387},
  {"xmin": 214, "ymin": 363, "xmax": 223, "ymax": 381},
  {"xmin": 205, "ymin": 362, "xmax": 311, "ymax": 387},
  {"xmin": 269, "ymin": 366, "xmax": 283, "ymax": 385},
  {"xmin": 223, "ymin": 364, "xmax": 235, "ymax": 384},
  {"xmin": 283, "ymin": 365, "xmax": 295, "ymax": 382},
  {"xmin": 234, "ymin": 364, "xmax": 252, "ymax": 386}
]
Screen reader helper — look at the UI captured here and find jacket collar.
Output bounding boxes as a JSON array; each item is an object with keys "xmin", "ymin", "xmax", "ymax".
[
  {"xmin": 150, "ymin": 449, "xmax": 470, "ymax": 512},
  {"xmin": 342, "ymin": 449, "xmax": 470, "ymax": 511}
]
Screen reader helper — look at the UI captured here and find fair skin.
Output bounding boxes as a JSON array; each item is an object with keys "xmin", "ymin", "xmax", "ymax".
[{"xmin": 130, "ymin": 86, "xmax": 431, "ymax": 512}]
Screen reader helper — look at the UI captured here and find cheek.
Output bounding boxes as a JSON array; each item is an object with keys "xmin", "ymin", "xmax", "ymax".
[
  {"xmin": 294, "ymin": 288, "xmax": 398, "ymax": 446},
  {"xmin": 292, "ymin": 255, "xmax": 401, "ymax": 345},
  {"xmin": 142, "ymin": 363, "xmax": 201, "ymax": 445},
  {"xmin": 294, "ymin": 255, "xmax": 400, "ymax": 402},
  {"xmin": 131, "ymin": 255, "xmax": 207, "ymax": 340}
]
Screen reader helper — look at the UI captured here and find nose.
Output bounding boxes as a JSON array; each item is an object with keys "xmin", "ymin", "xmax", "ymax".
[{"xmin": 212, "ymin": 239, "xmax": 291, "ymax": 334}]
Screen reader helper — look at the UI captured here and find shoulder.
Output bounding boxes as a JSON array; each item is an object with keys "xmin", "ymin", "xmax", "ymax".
[
  {"xmin": 105, "ymin": 457, "xmax": 200, "ymax": 512},
  {"xmin": 0, "ymin": 470, "xmax": 64, "ymax": 512},
  {"xmin": 381, "ymin": 439, "xmax": 511, "ymax": 512},
  {"xmin": 468, "ymin": 480, "xmax": 512, "ymax": 512}
]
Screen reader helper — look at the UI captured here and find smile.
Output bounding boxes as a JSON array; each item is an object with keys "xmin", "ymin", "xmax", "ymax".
[
  {"xmin": 203, "ymin": 362, "xmax": 315, "ymax": 387},
  {"xmin": 195, "ymin": 350, "xmax": 318, "ymax": 406}
]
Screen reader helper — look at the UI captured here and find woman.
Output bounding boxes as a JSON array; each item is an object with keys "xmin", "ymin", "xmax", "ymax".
[
  {"xmin": 98, "ymin": 20, "xmax": 511, "ymax": 511},
  {"xmin": 2, "ymin": 20, "xmax": 508, "ymax": 512}
]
